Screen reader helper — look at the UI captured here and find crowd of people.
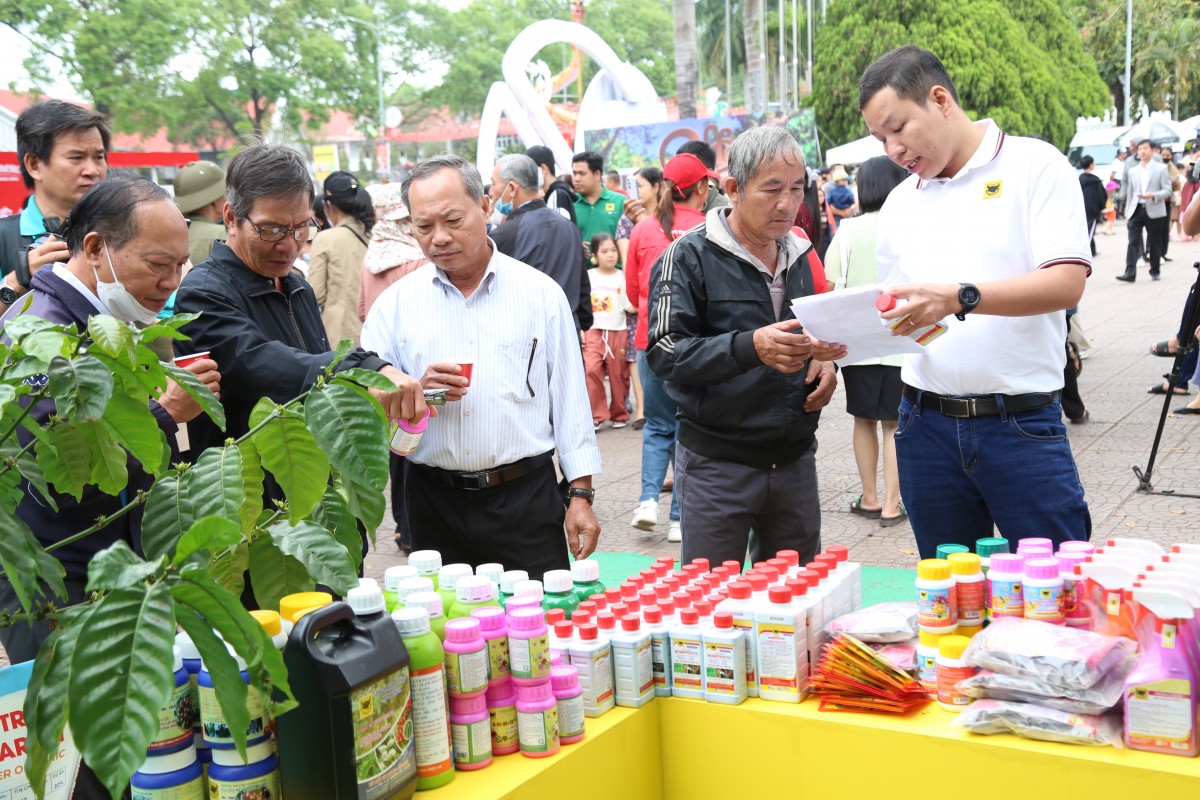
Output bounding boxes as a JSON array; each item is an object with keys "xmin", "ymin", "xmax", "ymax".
[{"xmin": 1, "ymin": 46, "xmax": 1138, "ymax": 673}]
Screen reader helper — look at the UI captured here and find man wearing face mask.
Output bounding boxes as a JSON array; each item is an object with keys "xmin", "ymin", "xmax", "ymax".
[
  {"xmin": 0, "ymin": 173, "xmax": 221, "ymax": 665},
  {"xmin": 490, "ymin": 154, "xmax": 591, "ymax": 331}
]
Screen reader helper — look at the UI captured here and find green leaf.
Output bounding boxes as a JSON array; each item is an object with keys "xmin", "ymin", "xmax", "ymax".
[
  {"xmin": 21, "ymin": 331, "xmax": 71, "ymax": 363},
  {"xmin": 324, "ymin": 338, "xmax": 354, "ymax": 375},
  {"xmin": 344, "ymin": 476, "xmax": 385, "ymax": 543},
  {"xmin": 0, "ymin": 434, "xmax": 55, "ymax": 512},
  {"xmin": 46, "ymin": 355, "xmax": 114, "ymax": 421},
  {"xmin": 82, "ymin": 421, "xmax": 128, "ymax": 495},
  {"xmin": 87, "ymin": 315, "xmax": 136, "ymax": 360},
  {"xmin": 3, "ymin": 314, "xmax": 66, "ymax": 343},
  {"xmin": 141, "ymin": 472, "xmax": 195, "ymax": 562},
  {"xmin": 267, "ymin": 520, "xmax": 358, "ymax": 596},
  {"xmin": 137, "ymin": 325, "xmax": 189, "ymax": 343},
  {"xmin": 0, "ymin": 512, "xmax": 65, "ymax": 610},
  {"xmin": 188, "ymin": 444, "xmax": 245, "ymax": 521},
  {"xmin": 236, "ymin": 440, "xmax": 264, "ymax": 533},
  {"xmin": 86, "ymin": 540, "xmax": 166, "ymax": 592},
  {"xmin": 174, "ymin": 609, "xmax": 251, "ymax": 760},
  {"xmin": 305, "ymin": 383, "xmax": 389, "ymax": 490},
  {"xmin": 154, "ymin": 312, "xmax": 200, "ymax": 331},
  {"xmin": 248, "ymin": 535, "xmax": 314, "ymax": 611},
  {"xmin": 175, "ymin": 515, "xmax": 243, "ymax": 564},
  {"xmin": 334, "ymin": 367, "xmax": 399, "ymax": 392},
  {"xmin": 312, "ymin": 487, "xmax": 364, "ymax": 568},
  {"xmin": 101, "ymin": 391, "xmax": 165, "ymax": 474},
  {"xmin": 162, "ymin": 362, "xmax": 225, "ymax": 430},
  {"xmin": 249, "ymin": 400, "xmax": 329, "ymax": 521},
  {"xmin": 38, "ymin": 423, "xmax": 92, "ymax": 500},
  {"xmin": 0, "ymin": 384, "xmax": 16, "ymax": 407},
  {"xmin": 68, "ymin": 582, "xmax": 176, "ymax": 798},
  {"xmin": 209, "ymin": 540, "xmax": 249, "ymax": 596}
]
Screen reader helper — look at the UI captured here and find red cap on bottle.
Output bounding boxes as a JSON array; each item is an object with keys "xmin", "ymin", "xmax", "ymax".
[
  {"xmin": 554, "ymin": 621, "xmax": 574, "ymax": 637},
  {"xmin": 589, "ymin": 593, "xmax": 608, "ymax": 609},
  {"xmin": 578, "ymin": 623, "xmax": 599, "ymax": 641},
  {"xmin": 746, "ymin": 574, "xmax": 769, "ymax": 594},
  {"xmin": 672, "ymin": 591, "xmax": 692, "ymax": 608},
  {"xmin": 723, "ymin": 560, "xmax": 743, "ymax": 573},
  {"xmin": 769, "ymin": 587, "xmax": 792, "ymax": 605},
  {"xmin": 775, "ymin": 550, "xmax": 800, "ymax": 568},
  {"xmin": 805, "ymin": 562, "xmax": 830, "ymax": 578},
  {"xmin": 682, "ymin": 565, "xmax": 703, "ymax": 580},
  {"xmin": 659, "ymin": 597, "xmax": 676, "ymax": 616},
  {"xmin": 686, "ymin": 585, "xmax": 704, "ymax": 603},
  {"xmin": 816, "ymin": 554, "xmax": 839, "ymax": 570},
  {"xmin": 728, "ymin": 581, "xmax": 751, "ymax": 600},
  {"xmin": 758, "ymin": 564, "xmax": 780, "ymax": 582},
  {"xmin": 875, "ymin": 293, "xmax": 897, "ymax": 312},
  {"xmin": 643, "ymin": 606, "xmax": 662, "ymax": 624},
  {"xmin": 657, "ymin": 556, "xmax": 677, "ymax": 568},
  {"xmin": 639, "ymin": 589, "xmax": 658, "ymax": 608},
  {"xmin": 621, "ymin": 615, "xmax": 641, "ymax": 632},
  {"xmin": 571, "ymin": 610, "xmax": 593, "ymax": 625},
  {"xmin": 604, "ymin": 588, "xmax": 623, "ymax": 605},
  {"xmin": 653, "ymin": 562, "xmax": 673, "ymax": 578},
  {"xmin": 625, "ymin": 597, "xmax": 641, "ymax": 613},
  {"xmin": 664, "ymin": 576, "xmax": 682, "ymax": 593},
  {"xmin": 596, "ymin": 610, "xmax": 616, "ymax": 630},
  {"xmin": 621, "ymin": 581, "xmax": 639, "ymax": 598},
  {"xmin": 546, "ymin": 608, "xmax": 566, "ymax": 625},
  {"xmin": 714, "ymin": 611, "xmax": 734, "ymax": 629},
  {"xmin": 610, "ymin": 603, "xmax": 629, "ymax": 619},
  {"xmin": 680, "ymin": 608, "xmax": 699, "ymax": 625},
  {"xmin": 655, "ymin": 584, "xmax": 671, "ymax": 600},
  {"xmin": 694, "ymin": 600, "xmax": 713, "ymax": 617},
  {"xmin": 640, "ymin": 568, "xmax": 658, "ymax": 583},
  {"xmin": 690, "ymin": 558, "xmax": 711, "ymax": 573},
  {"xmin": 767, "ymin": 558, "xmax": 789, "ymax": 574},
  {"xmin": 785, "ymin": 577, "xmax": 808, "ymax": 598},
  {"xmin": 826, "ymin": 544, "xmax": 849, "ymax": 562},
  {"xmin": 577, "ymin": 600, "xmax": 598, "ymax": 615}
]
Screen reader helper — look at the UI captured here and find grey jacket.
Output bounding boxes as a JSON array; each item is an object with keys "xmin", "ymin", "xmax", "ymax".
[{"xmin": 1123, "ymin": 159, "xmax": 1172, "ymax": 219}]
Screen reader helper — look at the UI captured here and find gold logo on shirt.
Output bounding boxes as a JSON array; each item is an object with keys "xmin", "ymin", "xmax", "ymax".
[
  {"xmin": 983, "ymin": 181, "xmax": 1002, "ymax": 199},
  {"xmin": 605, "ymin": 203, "xmax": 616, "ymax": 212}
]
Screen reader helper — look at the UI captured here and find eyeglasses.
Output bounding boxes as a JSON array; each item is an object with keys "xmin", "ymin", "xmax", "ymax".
[{"xmin": 244, "ymin": 216, "xmax": 317, "ymax": 243}]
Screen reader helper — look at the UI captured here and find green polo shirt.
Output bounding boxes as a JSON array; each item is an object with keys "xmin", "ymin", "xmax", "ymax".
[{"xmin": 574, "ymin": 187, "xmax": 625, "ymax": 244}]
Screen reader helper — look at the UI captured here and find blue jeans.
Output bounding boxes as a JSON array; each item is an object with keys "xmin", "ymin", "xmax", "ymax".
[
  {"xmin": 638, "ymin": 350, "xmax": 679, "ymax": 520},
  {"xmin": 895, "ymin": 393, "xmax": 1091, "ymax": 559}
]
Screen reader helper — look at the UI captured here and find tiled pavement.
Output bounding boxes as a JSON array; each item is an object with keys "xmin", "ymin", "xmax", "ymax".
[{"xmin": 363, "ymin": 234, "xmax": 1200, "ymax": 582}]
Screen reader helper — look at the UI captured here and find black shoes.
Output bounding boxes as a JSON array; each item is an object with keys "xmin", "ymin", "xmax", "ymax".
[{"xmin": 1117, "ymin": 273, "xmax": 1136, "ymax": 282}]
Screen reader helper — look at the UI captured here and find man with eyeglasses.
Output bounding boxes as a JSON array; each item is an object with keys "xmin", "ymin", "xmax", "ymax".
[{"xmin": 175, "ymin": 143, "xmax": 426, "ymax": 544}]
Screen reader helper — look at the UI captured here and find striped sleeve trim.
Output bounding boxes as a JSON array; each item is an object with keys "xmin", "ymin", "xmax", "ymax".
[
  {"xmin": 1038, "ymin": 257, "xmax": 1092, "ymax": 278},
  {"xmin": 650, "ymin": 232, "xmax": 693, "ymax": 355}
]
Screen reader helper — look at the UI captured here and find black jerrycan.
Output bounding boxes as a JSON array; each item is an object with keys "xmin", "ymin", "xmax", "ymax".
[{"xmin": 277, "ymin": 601, "xmax": 417, "ymax": 800}]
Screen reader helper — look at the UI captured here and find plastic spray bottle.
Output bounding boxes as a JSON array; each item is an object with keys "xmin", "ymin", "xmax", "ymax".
[{"xmin": 1124, "ymin": 589, "xmax": 1198, "ymax": 756}]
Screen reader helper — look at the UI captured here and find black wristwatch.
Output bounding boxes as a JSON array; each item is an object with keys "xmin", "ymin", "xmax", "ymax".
[
  {"xmin": 956, "ymin": 283, "xmax": 981, "ymax": 321},
  {"xmin": 0, "ymin": 283, "xmax": 17, "ymax": 306},
  {"xmin": 565, "ymin": 487, "xmax": 595, "ymax": 505}
]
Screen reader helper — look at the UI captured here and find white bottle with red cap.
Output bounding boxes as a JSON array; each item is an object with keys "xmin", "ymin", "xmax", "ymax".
[
  {"xmin": 669, "ymin": 609, "xmax": 706, "ymax": 700},
  {"xmin": 754, "ymin": 586, "xmax": 808, "ymax": 703},
  {"xmin": 719, "ymin": 581, "xmax": 761, "ymax": 698},
  {"xmin": 609, "ymin": 615, "xmax": 655, "ymax": 708},
  {"xmin": 641, "ymin": 606, "xmax": 674, "ymax": 697},
  {"xmin": 702, "ymin": 611, "xmax": 748, "ymax": 705},
  {"xmin": 566, "ymin": 623, "xmax": 615, "ymax": 717},
  {"xmin": 549, "ymin": 620, "xmax": 575, "ymax": 665}
]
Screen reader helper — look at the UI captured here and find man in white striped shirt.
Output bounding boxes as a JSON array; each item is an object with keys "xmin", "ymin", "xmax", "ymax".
[{"xmin": 362, "ymin": 155, "xmax": 602, "ymax": 576}]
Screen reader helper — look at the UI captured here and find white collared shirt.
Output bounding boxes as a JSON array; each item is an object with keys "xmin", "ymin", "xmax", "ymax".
[
  {"xmin": 875, "ymin": 120, "xmax": 1091, "ymax": 395},
  {"xmin": 361, "ymin": 241, "xmax": 601, "ymax": 480}
]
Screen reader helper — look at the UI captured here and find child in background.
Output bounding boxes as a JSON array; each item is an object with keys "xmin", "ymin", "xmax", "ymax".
[
  {"xmin": 584, "ymin": 233, "xmax": 632, "ymax": 431},
  {"xmin": 1102, "ymin": 182, "xmax": 1118, "ymax": 236}
]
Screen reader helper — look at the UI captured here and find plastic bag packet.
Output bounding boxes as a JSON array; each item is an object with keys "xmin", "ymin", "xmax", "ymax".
[
  {"xmin": 826, "ymin": 602, "xmax": 919, "ymax": 643},
  {"xmin": 867, "ymin": 639, "xmax": 917, "ymax": 673},
  {"xmin": 953, "ymin": 699, "xmax": 1123, "ymax": 747},
  {"xmin": 962, "ymin": 618, "xmax": 1137, "ymax": 690},
  {"xmin": 956, "ymin": 653, "xmax": 1135, "ymax": 715}
]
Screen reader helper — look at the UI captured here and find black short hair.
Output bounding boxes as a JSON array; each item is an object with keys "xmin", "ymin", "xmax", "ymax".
[
  {"xmin": 60, "ymin": 171, "xmax": 172, "ymax": 256},
  {"xmin": 858, "ymin": 46, "xmax": 959, "ymax": 111},
  {"xmin": 16, "ymin": 100, "xmax": 112, "ymax": 190},
  {"xmin": 854, "ymin": 156, "xmax": 910, "ymax": 214},
  {"xmin": 572, "ymin": 151, "xmax": 603, "ymax": 174},
  {"xmin": 636, "ymin": 167, "xmax": 663, "ymax": 188},
  {"xmin": 225, "ymin": 139, "xmax": 314, "ymax": 222},
  {"xmin": 605, "ymin": 170, "xmax": 620, "ymax": 183},
  {"xmin": 1079, "ymin": 155, "xmax": 1095, "ymax": 170},
  {"xmin": 676, "ymin": 140, "xmax": 718, "ymax": 170}
]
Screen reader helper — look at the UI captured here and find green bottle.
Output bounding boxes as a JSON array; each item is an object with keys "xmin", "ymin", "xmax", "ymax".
[
  {"xmin": 437, "ymin": 564, "xmax": 473, "ymax": 616},
  {"xmin": 383, "ymin": 565, "xmax": 418, "ymax": 614},
  {"xmin": 570, "ymin": 560, "xmax": 606, "ymax": 603},
  {"xmin": 542, "ymin": 569, "xmax": 581, "ymax": 617},
  {"xmin": 409, "ymin": 550, "xmax": 443, "ymax": 591},
  {"xmin": 405, "ymin": 591, "xmax": 448, "ymax": 641},
  {"xmin": 447, "ymin": 575, "xmax": 503, "ymax": 620},
  {"xmin": 392, "ymin": 607, "xmax": 455, "ymax": 790},
  {"xmin": 498, "ymin": 569, "xmax": 529, "ymax": 608}
]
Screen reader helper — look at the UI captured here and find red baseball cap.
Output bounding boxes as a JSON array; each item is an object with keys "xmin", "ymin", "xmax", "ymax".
[{"xmin": 663, "ymin": 152, "xmax": 719, "ymax": 189}]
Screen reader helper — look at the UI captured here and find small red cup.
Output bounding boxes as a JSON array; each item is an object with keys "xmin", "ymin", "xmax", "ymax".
[
  {"xmin": 172, "ymin": 351, "xmax": 211, "ymax": 369},
  {"xmin": 456, "ymin": 361, "xmax": 473, "ymax": 386}
]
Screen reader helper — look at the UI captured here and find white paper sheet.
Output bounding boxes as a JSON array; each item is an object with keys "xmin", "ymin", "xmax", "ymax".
[{"xmin": 790, "ymin": 284, "xmax": 927, "ymax": 365}]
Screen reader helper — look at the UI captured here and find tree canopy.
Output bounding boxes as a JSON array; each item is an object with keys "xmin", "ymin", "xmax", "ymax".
[{"xmin": 812, "ymin": 0, "xmax": 1110, "ymax": 152}]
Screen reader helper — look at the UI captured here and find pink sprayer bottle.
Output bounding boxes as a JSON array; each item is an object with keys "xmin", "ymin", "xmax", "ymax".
[
  {"xmin": 1124, "ymin": 589, "xmax": 1198, "ymax": 756},
  {"xmin": 875, "ymin": 293, "xmax": 947, "ymax": 344}
]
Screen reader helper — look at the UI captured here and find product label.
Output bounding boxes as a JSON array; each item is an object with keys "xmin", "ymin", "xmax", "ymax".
[
  {"xmin": 445, "ymin": 647, "xmax": 489, "ymax": 695},
  {"xmin": 936, "ymin": 663, "xmax": 977, "ymax": 707},
  {"xmin": 1126, "ymin": 679, "xmax": 1195, "ymax": 748},
  {"xmin": 351, "ymin": 667, "xmax": 418, "ymax": 800},
  {"xmin": 209, "ymin": 769, "xmax": 281, "ymax": 800},
  {"xmin": 670, "ymin": 637, "xmax": 703, "ymax": 691},
  {"xmin": 650, "ymin": 634, "xmax": 669, "ymax": 689},
  {"xmin": 1024, "ymin": 584, "xmax": 1065, "ymax": 624},
  {"xmin": 1106, "ymin": 591, "xmax": 1122, "ymax": 617},
  {"xmin": 704, "ymin": 640, "xmax": 740, "ymax": 696},
  {"xmin": 557, "ymin": 694, "xmax": 586, "ymax": 738},
  {"xmin": 187, "ymin": 674, "xmax": 201, "ymax": 730},
  {"xmin": 199, "ymin": 683, "xmax": 266, "ymax": 746},
  {"xmin": 410, "ymin": 665, "xmax": 452, "ymax": 778},
  {"xmin": 131, "ymin": 775, "xmax": 205, "ymax": 800},
  {"xmin": 917, "ymin": 651, "xmax": 938, "ymax": 693},
  {"xmin": 757, "ymin": 622, "xmax": 800, "ymax": 694},
  {"xmin": 516, "ymin": 707, "xmax": 559, "ymax": 753},
  {"xmin": 585, "ymin": 649, "xmax": 614, "ymax": 706},
  {"xmin": 489, "ymin": 703, "xmax": 518, "ymax": 750},
  {"xmin": 451, "ymin": 719, "xmax": 492, "ymax": 765},
  {"xmin": 148, "ymin": 680, "xmax": 194, "ymax": 752},
  {"xmin": 916, "ymin": 585, "xmax": 957, "ymax": 629},
  {"xmin": 988, "ymin": 578, "xmax": 1024, "ymax": 620},
  {"xmin": 509, "ymin": 634, "xmax": 551, "ymax": 681},
  {"xmin": 635, "ymin": 639, "xmax": 654, "ymax": 695},
  {"xmin": 485, "ymin": 637, "xmax": 511, "ymax": 683},
  {"xmin": 730, "ymin": 617, "xmax": 756, "ymax": 685},
  {"xmin": 1163, "ymin": 624, "xmax": 1178, "ymax": 650},
  {"xmin": 1061, "ymin": 576, "xmax": 1079, "ymax": 614},
  {"xmin": 956, "ymin": 580, "xmax": 986, "ymax": 625}
]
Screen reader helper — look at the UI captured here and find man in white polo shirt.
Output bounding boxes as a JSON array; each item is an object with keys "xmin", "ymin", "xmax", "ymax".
[{"xmin": 859, "ymin": 45, "xmax": 1092, "ymax": 558}]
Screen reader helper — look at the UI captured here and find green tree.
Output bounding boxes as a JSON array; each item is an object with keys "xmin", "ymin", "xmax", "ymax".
[
  {"xmin": 1137, "ymin": 17, "xmax": 1200, "ymax": 119},
  {"xmin": 812, "ymin": 0, "xmax": 1109, "ymax": 151}
]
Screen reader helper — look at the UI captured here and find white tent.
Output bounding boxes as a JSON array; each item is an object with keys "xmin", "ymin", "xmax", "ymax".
[{"xmin": 824, "ymin": 134, "xmax": 885, "ymax": 166}]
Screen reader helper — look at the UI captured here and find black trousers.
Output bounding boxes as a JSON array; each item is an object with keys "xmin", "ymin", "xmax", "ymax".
[
  {"xmin": 406, "ymin": 460, "xmax": 570, "ymax": 577},
  {"xmin": 1125, "ymin": 205, "xmax": 1167, "ymax": 275},
  {"xmin": 1062, "ymin": 317, "xmax": 1085, "ymax": 421}
]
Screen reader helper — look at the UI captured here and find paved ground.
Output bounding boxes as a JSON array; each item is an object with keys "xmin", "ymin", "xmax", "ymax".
[{"xmin": 364, "ymin": 233, "xmax": 1200, "ymax": 582}]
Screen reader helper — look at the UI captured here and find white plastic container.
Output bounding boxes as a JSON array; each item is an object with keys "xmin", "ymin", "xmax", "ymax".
[
  {"xmin": 916, "ymin": 559, "xmax": 958, "ymax": 634},
  {"xmin": 408, "ymin": 550, "xmax": 443, "ymax": 586},
  {"xmin": 669, "ymin": 609, "xmax": 706, "ymax": 699},
  {"xmin": 549, "ymin": 621, "xmax": 575, "ymax": 663},
  {"xmin": 641, "ymin": 606, "xmax": 674, "ymax": 697},
  {"xmin": 476, "ymin": 563, "xmax": 504, "ymax": 592},
  {"xmin": 499, "ymin": 569, "xmax": 529, "ymax": 599},
  {"xmin": 935, "ymin": 634, "xmax": 977, "ymax": 712},
  {"xmin": 702, "ymin": 611, "xmax": 748, "ymax": 705},
  {"xmin": 609, "ymin": 615, "xmax": 655, "ymax": 708},
  {"xmin": 719, "ymin": 581, "xmax": 760, "ymax": 698},
  {"xmin": 1105, "ymin": 538, "xmax": 1166, "ymax": 557},
  {"xmin": 566, "ymin": 623, "xmax": 615, "ymax": 717},
  {"xmin": 825, "ymin": 545, "xmax": 863, "ymax": 611},
  {"xmin": 513, "ymin": 579, "xmax": 544, "ymax": 602},
  {"xmin": 754, "ymin": 587, "xmax": 808, "ymax": 703},
  {"xmin": 395, "ymin": 577, "xmax": 435, "ymax": 610}
]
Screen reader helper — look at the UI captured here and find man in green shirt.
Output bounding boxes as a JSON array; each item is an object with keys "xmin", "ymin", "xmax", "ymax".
[
  {"xmin": 572, "ymin": 151, "xmax": 625, "ymax": 252},
  {"xmin": 173, "ymin": 160, "xmax": 228, "ymax": 266}
]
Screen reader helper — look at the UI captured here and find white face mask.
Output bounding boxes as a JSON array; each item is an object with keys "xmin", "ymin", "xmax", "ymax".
[{"xmin": 95, "ymin": 241, "xmax": 161, "ymax": 325}]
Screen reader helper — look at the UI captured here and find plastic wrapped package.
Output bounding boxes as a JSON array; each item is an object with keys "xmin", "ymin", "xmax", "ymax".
[
  {"xmin": 826, "ymin": 602, "xmax": 919, "ymax": 643},
  {"xmin": 956, "ymin": 653, "xmax": 1135, "ymax": 715},
  {"xmin": 962, "ymin": 619, "xmax": 1137, "ymax": 690},
  {"xmin": 866, "ymin": 639, "xmax": 917, "ymax": 673},
  {"xmin": 953, "ymin": 699, "xmax": 1124, "ymax": 747}
]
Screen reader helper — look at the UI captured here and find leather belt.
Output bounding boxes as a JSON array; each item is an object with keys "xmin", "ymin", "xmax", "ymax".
[
  {"xmin": 902, "ymin": 385, "xmax": 1059, "ymax": 419},
  {"xmin": 415, "ymin": 451, "xmax": 554, "ymax": 491}
]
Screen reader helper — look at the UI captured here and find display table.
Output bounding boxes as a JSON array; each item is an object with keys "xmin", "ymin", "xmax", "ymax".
[{"xmin": 437, "ymin": 695, "xmax": 1200, "ymax": 798}]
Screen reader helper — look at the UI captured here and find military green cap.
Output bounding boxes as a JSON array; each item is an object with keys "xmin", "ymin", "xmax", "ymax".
[{"xmin": 173, "ymin": 160, "xmax": 226, "ymax": 214}]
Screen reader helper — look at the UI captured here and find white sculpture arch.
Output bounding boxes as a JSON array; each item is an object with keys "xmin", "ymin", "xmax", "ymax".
[{"xmin": 477, "ymin": 19, "xmax": 667, "ymax": 176}]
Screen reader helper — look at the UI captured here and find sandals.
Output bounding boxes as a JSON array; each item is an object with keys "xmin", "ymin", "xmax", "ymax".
[
  {"xmin": 1149, "ymin": 383, "xmax": 1190, "ymax": 395},
  {"xmin": 1150, "ymin": 340, "xmax": 1178, "ymax": 358},
  {"xmin": 850, "ymin": 495, "xmax": 882, "ymax": 519},
  {"xmin": 1174, "ymin": 406, "xmax": 1200, "ymax": 415},
  {"xmin": 880, "ymin": 506, "xmax": 909, "ymax": 528}
]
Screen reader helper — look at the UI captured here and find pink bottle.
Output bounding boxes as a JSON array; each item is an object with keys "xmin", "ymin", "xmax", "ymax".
[
  {"xmin": 1056, "ymin": 552, "xmax": 1091, "ymax": 628},
  {"xmin": 507, "ymin": 607, "xmax": 551, "ymax": 686},
  {"xmin": 1124, "ymin": 589, "xmax": 1198, "ymax": 756},
  {"xmin": 505, "ymin": 595, "xmax": 540, "ymax": 615},
  {"xmin": 550, "ymin": 665, "xmax": 586, "ymax": 745},
  {"xmin": 1018, "ymin": 537, "xmax": 1054, "ymax": 551},
  {"xmin": 515, "ymin": 681, "xmax": 560, "ymax": 758},
  {"xmin": 449, "ymin": 694, "xmax": 493, "ymax": 770},
  {"xmin": 485, "ymin": 679, "xmax": 519, "ymax": 756},
  {"xmin": 1059, "ymin": 540, "xmax": 1095, "ymax": 555},
  {"xmin": 443, "ymin": 618, "xmax": 489, "ymax": 698},
  {"xmin": 471, "ymin": 606, "xmax": 511, "ymax": 686}
]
